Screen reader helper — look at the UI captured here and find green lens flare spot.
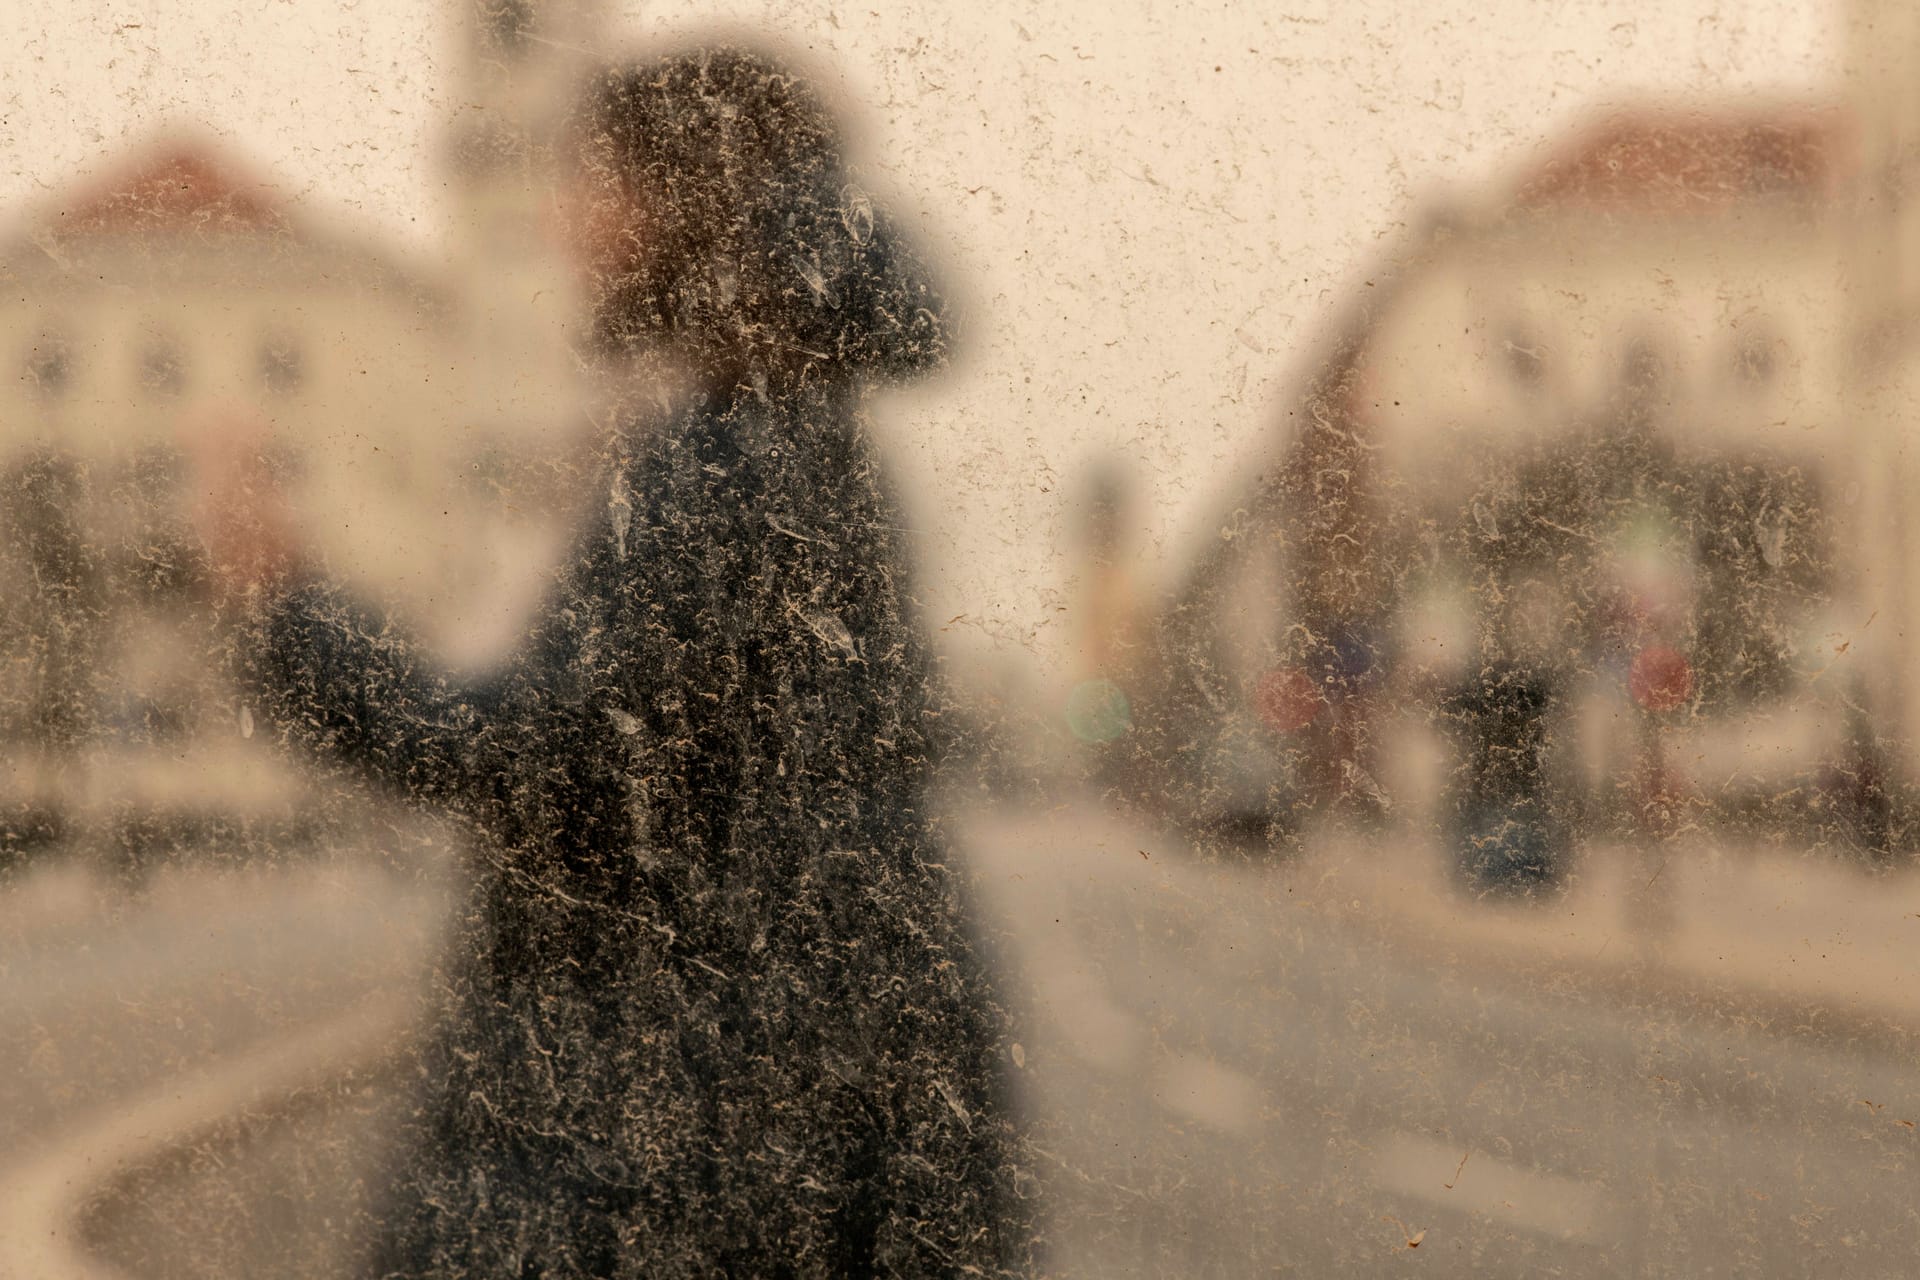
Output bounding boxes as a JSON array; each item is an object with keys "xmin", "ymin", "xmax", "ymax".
[{"xmin": 1066, "ymin": 678, "xmax": 1132, "ymax": 743}]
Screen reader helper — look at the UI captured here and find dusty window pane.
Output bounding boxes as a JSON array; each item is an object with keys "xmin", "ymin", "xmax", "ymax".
[
  {"xmin": 140, "ymin": 339, "xmax": 186, "ymax": 397},
  {"xmin": 258, "ymin": 336, "xmax": 304, "ymax": 396},
  {"xmin": 25, "ymin": 333, "xmax": 73, "ymax": 397},
  {"xmin": 1, "ymin": 2, "xmax": 1916, "ymax": 1278}
]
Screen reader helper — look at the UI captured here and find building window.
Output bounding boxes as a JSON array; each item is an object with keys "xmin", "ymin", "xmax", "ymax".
[
  {"xmin": 260, "ymin": 336, "xmax": 304, "ymax": 395},
  {"xmin": 25, "ymin": 336, "xmax": 72, "ymax": 396},
  {"xmin": 1502, "ymin": 326, "xmax": 1545, "ymax": 390},
  {"xmin": 482, "ymin": 0, "xmax": 536, "ymax": 57},
  {"xmin": 1618, "ymin": 335, "xmax": 1671, "ymax": 406},
  {"xmin": 1733, "ymin": 329, "xmax": 1777, "ymax": 387},
  {"xmin": 141, "ymin": 340, "xmax": 186, "ymax": 396}
]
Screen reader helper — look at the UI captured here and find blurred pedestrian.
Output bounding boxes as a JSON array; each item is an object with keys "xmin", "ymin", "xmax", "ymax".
[{"xmin": 192, "ymin": 43, "xmax": 1035, "ymax": 1279}]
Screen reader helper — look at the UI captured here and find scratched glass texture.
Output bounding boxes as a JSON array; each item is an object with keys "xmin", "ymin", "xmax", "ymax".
[{"xmin": 3, "ymin": 2, "xmax": 1919, "ymax": 1277}]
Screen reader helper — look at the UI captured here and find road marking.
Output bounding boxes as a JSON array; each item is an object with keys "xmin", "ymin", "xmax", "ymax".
[
  {"xmin": 1369, "ymin": 1132, "xmax": 1615, "ymax": 1243},
  {"xmin": 1035, "ymin": 970, "xmax": 1146, "ymax": 1073},
  {"xmin": 0, "ymin": 991, "xmax": 415, "ymax": 1280},
  {"xmin": 1150, "ymin": 1053, "xmax": 1264, "ymax": 1132}
]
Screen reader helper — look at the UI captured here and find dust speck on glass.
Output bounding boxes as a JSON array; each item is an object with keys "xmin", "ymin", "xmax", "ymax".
[{"xmin": 2, "ymin": 1, "xmax": 1918, "ymax": 1277}]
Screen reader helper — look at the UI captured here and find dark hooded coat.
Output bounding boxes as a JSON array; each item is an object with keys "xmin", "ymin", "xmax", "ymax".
[{"xmin": 244, "ymin": 46, "xmax": 1035, "ymax": 1279}]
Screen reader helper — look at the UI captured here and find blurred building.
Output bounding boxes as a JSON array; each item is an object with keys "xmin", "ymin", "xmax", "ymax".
[
  {"xmin": 0, "ymin": 136, "xmax": 460, "ymax": 866},
  {"xmin": 1143, "ymin": 40, "xmax": 1920, "ymax": 851},
  {"xmin": 442, "ymin": 0, "xmax": 601, "ymax": 440},
  {"xmin": 0, "ymin": 0, "xmax": 604, "ymax": 871}
]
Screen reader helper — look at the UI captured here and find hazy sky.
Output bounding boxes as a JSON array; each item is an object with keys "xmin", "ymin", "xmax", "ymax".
[{"xmin": 0, "ymin": 0, "xmax": 1841, "ymax": 678}]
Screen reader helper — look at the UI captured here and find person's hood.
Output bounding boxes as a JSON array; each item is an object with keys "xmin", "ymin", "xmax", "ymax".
[
  {"xmin": 584, "ymin": 44, "xmax": 951, "ymax": 390},
  {"xmin": 753, "ymin": 185, "xmax": 950, "ymax": 383}
]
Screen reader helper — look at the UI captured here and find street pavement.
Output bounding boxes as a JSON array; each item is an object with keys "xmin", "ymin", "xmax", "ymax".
[
  {"xmin": 0, "ymin": 836, "xmax": 451, "ymax": 1280},
  {"xmin": 956, "ymin": 796, "xmax": 1920, "ymax": 1277},
  {"xmin": 7, "ymin": 794, "xmax": 1920, "ymax": 1277}
]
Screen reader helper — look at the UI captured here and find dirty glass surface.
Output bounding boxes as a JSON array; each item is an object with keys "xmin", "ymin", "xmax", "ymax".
[{"xmin": 3, "ymin": 1, "xmax": 1919, "ymax": 1276}]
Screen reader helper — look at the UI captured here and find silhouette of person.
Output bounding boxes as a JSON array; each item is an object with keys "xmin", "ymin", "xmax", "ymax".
[{"xmin": 193, "ymin": 43, "xmax": 1036, "ymax": 1279}]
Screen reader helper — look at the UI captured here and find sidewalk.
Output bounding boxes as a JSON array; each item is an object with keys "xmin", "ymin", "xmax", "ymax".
[
  {"xmin": 1294, "ymin": 824, "xmax": 1920, "ymax": 1041},
  {"xmin": 963, "ymin": 782, "xmax": 1920, "ymax": 1046}
]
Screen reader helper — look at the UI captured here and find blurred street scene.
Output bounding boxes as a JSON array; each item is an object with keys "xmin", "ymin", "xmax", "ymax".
[
  {"xmin": 8, "ymin": 793, "xmax": 1920, "ymax": 1277},
  {"xmin": 7, "ymin": 0, "xmax": 1920, "ymax": 1274}
]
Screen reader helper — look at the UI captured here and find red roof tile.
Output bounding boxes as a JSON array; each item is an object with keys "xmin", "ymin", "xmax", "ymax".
[
  {"xmin": 46, "ymin": 137, "xmax": 291, "ymax": 238},
  {"xmin": 1512, "ymin": 104, "xmax": 1854, "ymax": 215}
]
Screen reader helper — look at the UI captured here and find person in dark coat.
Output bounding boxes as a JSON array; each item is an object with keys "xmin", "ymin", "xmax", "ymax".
[{"xmin": 198, "ymin": 43, "xmax": 1036, "ymax": 1279}]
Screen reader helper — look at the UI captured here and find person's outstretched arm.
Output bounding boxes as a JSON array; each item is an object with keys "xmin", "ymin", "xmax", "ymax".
[
  {"xmin": 184, "ymin": 402, "xmax": 590, "ymax": 808},
  {"xmin": 241, "ymin": 581, "xmax": 520, "ymax": 804}
]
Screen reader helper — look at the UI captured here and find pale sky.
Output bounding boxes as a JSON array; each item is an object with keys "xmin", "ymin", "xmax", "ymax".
[{"xmin": 0, "ymin": 0, "xmax": 1842, "ymax": 680}]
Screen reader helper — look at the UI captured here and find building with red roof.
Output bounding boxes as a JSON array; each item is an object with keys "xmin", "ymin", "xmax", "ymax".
[{"xmin": 1137, "ymin": 83, "xmax": 1919, "ymax": 855}]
